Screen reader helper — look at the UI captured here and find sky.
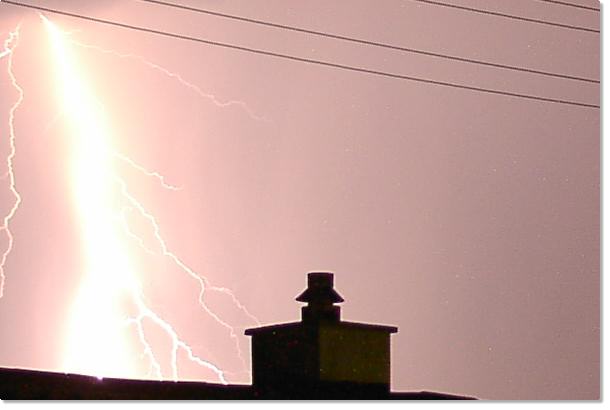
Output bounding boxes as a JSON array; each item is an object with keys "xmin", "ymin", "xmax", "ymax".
[{"xmin": 0, "ymin": 0, "xmax": 600, "ymax": 400}]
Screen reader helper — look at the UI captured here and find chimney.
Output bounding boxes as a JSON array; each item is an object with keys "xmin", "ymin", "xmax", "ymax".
[
  {"xmin": 295, "ymin": 272, "xmax": 344, "ymax": 323},
  {"xmin": 245, "ymin": 271, "xmax": 398, "ymax": 397}
]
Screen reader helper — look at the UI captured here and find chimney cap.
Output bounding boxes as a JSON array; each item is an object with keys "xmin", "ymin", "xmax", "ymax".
[{"xmin": 296, "ymin": 272, "xmax": 344, "ymax": 304}]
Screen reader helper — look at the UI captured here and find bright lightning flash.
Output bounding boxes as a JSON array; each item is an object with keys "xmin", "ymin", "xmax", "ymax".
[
  {"xmin": 35, "ymin": 15, "xmax": 254, "ymax": 382},
  {"xmin": 0, "ymin": 24, "xmax": 23, "ymax": 300}
]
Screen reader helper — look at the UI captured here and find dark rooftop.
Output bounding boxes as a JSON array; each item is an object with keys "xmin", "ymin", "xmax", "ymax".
[
  {"xmin": 245, "ymin": 320, "xmax": 397, "ymax": 335},
  {"xmin": 0, "ymin": 271, "xmax": 476, "ymax": 400},
  {"xmin": 0, "ymin": 367, "xmax": 475, "ymax": 400}
]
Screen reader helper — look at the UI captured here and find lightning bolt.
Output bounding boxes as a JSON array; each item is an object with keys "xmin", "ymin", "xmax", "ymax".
[
  {"xmin": 126, "ymin": 284, "xmax": 228, "ymax": 383},
  {"xmin": 43, "ymin": 15, "xmax": 264, "ymax": 382},
  {"xmin": 69, "ymin": 39, "xmax": 268, "ymax": 123},
  {"xmin": 113, "ymin": 151, "xmax": 183, "ymax": 191},
  {"xmin": 83, "ymin": 30, "xmax": 265, "ymax": 378},
  {"xmin": 119, "ymin": 207, "xmax": 157, "ymax": 256},
  {"xmin": 67, "ymin": 34, "xmax": 265, "ymax": 369},
  {"xmin": 116, "ymin": 176, "xmax": 259, "ymax": 374},
  {"xmin": 0, "ymin": 24, "xmax": 23, "ymax": 299},
  {"xmin": 0, "ymin": 9, "xmax": 260, "ymax": 383},
  {"xmin": 62, "ymin": 23, "xmax": 264, "ymax": 371},
  {"xmin": 0, "ymin": 13, "xmax": 262, "ymax": 384}
]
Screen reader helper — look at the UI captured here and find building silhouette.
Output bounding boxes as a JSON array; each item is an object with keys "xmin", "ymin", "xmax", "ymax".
[
  {"xmin": 246, "ymin": 272, "xmax": 397, "ymax": 398},
  {"xmin": 0, "ymin": 272, "xmax": 474, "ymax": 400}
]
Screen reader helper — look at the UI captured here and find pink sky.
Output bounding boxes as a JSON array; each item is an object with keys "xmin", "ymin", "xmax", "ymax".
[{"xmin": 0, "ymin": 0, "xmax": 600, "ymax": 399}]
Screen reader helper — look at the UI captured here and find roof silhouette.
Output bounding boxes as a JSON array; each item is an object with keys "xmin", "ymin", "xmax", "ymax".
[
  {"xmin": 0, "ymin": 272, "xmax": 476, "ymax": 400},
  {"xmin": 0, "ymin": 367, "xmax": 475, "ymax": 400}
]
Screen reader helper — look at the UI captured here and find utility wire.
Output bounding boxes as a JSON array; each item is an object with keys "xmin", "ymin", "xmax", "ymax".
[
  {"xmin": 410, "ymin": 0, "xmax": 599, "ymax": 33},
  {"xmin": 137, "ymin": 0, "xmax": 598, "ymax": 84},
  {"xmin": 533, "ymin": 0, "xmax": 600, "ymax": 12},
  {"xmin": 1, "ymin": 1, "xmax": 599, "ymax": 109}
]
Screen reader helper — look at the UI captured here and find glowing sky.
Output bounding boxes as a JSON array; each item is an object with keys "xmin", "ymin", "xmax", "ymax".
[{"xmin": 0, "ymin": 0, "xmax": 600, "ymax": 400}]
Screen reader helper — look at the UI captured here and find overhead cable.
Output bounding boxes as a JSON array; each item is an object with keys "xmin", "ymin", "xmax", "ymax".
[
  {"xmin": 138, "ymin": 0, "xmax": 599, "ymax": 84},
  {"xmin": 410, "ymin": 0, "xmax": 599, "ymax": 33},
  {"xmin": 533, "ymin": 0, "xmax": 600, "ymax": 12},
  {"xmin": 1, "ymin": 1, "xmax": 599, "ymax": 109}
]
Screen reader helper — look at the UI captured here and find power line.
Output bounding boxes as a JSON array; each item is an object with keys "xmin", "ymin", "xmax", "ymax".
[
  {"xmin": 533, "ymin": 0, "xmax": 600, "ymax": 12},
  {"xmin": 1, "ymin": 1, "xmax": 599, "ymax": 109},
  {"xmin": 137, "ymin": 0, "xmax": 598, "ymax": 84},
  {"xmin": 410, "ymin": 0, "xmax": 599, "ymax": 33}
]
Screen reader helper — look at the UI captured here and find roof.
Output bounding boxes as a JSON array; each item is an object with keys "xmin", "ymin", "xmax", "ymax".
[
  {"xmin": 0, "ymin": 367, "xmax": 476, "ymax": 400},
  {"xmin": 244, "ymin": 321, "xmax": 301, "ymax": 335},
  {"xmin": 336, "ymin": 320, "xmax": 398, "ymax": 333},
  {"xmin": 245, "ymin": 320, "xmax": 397, "ymax": 336},
  {"xmin": 0, "ymin": 367, "xmax": 252, "ymax": 400}
]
